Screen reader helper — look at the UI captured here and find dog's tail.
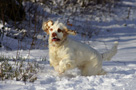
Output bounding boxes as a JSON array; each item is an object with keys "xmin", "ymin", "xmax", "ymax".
[{"xmin": 101, "ymin": 41, "xmax": 118, "ymax": 61}]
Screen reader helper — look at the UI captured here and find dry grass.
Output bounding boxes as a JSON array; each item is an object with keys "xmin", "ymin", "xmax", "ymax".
[{"xmin": 0, "ymin": 55, "xmax": 39, "ymax": 83}]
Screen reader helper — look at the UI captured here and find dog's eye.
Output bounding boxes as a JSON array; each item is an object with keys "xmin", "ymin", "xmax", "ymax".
[
  {"xmin": 50, "ymin": 28, "xmax": 53, "ymax": 31},
  {"xmin": 57, "ymin": 28, "xmax": 62, "ymax": 32}
]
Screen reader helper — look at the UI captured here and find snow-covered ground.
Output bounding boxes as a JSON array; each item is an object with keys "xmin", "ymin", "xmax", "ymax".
[
  {"xmin": 0, "ymin": 0, "xmax": 136, "ymax": 90},
  {"xmin": 1, "ymin": 20, "xmax": 136, "ymax": 90}
]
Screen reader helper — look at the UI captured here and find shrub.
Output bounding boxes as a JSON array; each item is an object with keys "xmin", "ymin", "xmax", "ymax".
[{"xmin": 0, "ymin": 56, "xmax": 39, "ymax": 83}]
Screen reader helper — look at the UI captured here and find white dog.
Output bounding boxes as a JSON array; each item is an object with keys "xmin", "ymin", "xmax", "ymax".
[{"xmin": 42, "ymin": 20, "xmax": 118, "ymax": 76}]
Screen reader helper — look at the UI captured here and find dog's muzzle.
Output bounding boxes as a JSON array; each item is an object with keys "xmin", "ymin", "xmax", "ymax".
[{"xmin": 52, "ymin": 37, "xmax": 60, "ymax": 41}]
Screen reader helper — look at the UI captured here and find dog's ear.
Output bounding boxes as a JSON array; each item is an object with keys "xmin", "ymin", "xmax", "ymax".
[
  {"xmin": 65, "ymin": 28, "xmax": 77, "ymax": 35},
  {"xmin": 42, "ymin": 20, "xmax": 53, "ymax": 34}
]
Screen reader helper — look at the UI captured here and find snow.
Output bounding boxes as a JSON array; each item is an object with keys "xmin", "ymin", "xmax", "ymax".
[
  {"xmin": 1, "ymin": 24, "xmax": 136, "ymax": 90},
  {"xmin": 1, "ymin": 0, "xmax": 136, "ymax": 90}
]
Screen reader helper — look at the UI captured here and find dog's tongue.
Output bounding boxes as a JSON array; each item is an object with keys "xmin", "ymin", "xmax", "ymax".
[{"xmin": 52, "ymin": 38, "xmax": 60, "ymax": 41}]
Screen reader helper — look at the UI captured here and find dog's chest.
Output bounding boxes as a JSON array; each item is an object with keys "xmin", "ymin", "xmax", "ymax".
[{"xmin": 49, "ymin": 46, "xmax": 64, "ymax": 61}]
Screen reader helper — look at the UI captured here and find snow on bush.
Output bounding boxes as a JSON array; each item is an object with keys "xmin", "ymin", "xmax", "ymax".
[{"xmin": 0, "ymin": 56, "xmax": 39, "ymax": 83}]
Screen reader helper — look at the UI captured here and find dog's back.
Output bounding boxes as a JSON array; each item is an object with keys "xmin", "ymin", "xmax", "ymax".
[{"xmin": 58, "ymin": 37, "xmax": 102, "ymax": 64}]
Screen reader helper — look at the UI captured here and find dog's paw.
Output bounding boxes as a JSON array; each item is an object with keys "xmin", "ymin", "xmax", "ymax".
[
  {"xmin": 54, "ymin": 65, "xmax": 65, "ymax": 74},
  {"xmin": 59, "ymin": 67, "xmax": 65, "ymax": 74},
  {"xmin": 59, "ymin": 60, "xmax": 75, "ymax": 73},
  {"xmin": 54, "ymin": 66, "xmax": 59, "ymax": 72}
]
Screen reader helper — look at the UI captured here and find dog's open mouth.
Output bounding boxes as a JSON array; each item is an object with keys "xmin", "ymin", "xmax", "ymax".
[{"xmin": 52, "ymin": 37, "xmax": 60, "ymax": 41}]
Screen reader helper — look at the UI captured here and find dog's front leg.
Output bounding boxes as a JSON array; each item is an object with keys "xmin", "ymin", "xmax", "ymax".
[
  {"xmin": 49, "ymin": 59, "xmax": 61, "ymax": 73},
  {"xmin": 54, "ymin": 65, "xmax": 59, "ymax": 72},
  {"xmin": 58, "ymin": 60, "xmax": 76, "ymax": 74}
]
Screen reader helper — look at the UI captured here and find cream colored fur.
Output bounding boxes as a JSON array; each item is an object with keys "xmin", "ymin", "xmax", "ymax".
[{"xmin": 42, "ymin": 20, "xmax": 118, "ymax": 76}]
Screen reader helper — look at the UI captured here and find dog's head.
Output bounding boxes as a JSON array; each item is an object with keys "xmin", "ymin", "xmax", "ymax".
[{"xmin": 42, "ymin": 20, "xmax": 77, "ymax": 46}]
